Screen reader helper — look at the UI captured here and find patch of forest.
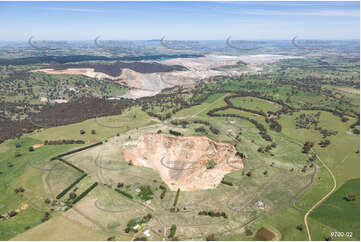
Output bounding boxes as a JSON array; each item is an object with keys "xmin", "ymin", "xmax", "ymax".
[
  {"xmin": 0, "ymin": 97, "xmax": 135, "ymax": 143},
  {"xmin": 52, "ymin": 61, "xmax": 187, "ymax": 76}
]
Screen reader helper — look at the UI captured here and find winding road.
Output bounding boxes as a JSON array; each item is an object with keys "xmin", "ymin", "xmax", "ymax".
[{"xmin": 304, "ymin": 150, "xmax": 337, "ymax": 241}]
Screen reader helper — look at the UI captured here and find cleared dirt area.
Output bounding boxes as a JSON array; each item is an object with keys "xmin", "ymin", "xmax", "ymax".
[
  {"xmin": 335, "ymin": 86, "xmax": 360, "ymax": 95},
  {"xmin": 122, "ymin": 133, "xmax": 243, "ymax": 191},
  {"xmin": 32, "ymin": 144, "xmax": 44, "ymax": 149},
  {"xmin": 160, "ymin": 54, "xmax": 298, "ymax": 69},
  {"xmin": 30, "ymin": 68, "xmax": 118, "ymax": 80},
  {"xmin": 256, "ymin": 227, "xmax": 276, "ymax": 241}
]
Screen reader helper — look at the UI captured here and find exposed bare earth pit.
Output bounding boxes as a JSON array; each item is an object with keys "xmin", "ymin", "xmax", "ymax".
[
  {"xmin": 30, "ymin": 54, "xmax": 301, "ymax": 99},
  {"xmin": 122, "ymin": 134, "xmax": 243, "ymax": 191},
  {"xmin": 30, "ymin": 68, "xmax": 118, "ymax": 80}
]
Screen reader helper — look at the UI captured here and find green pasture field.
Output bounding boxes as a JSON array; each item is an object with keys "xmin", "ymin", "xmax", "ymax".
[
  {"xmin": 1, "ymin": 55, "xmax": 359, "ymax": 241},
  {"xmin": 60, "ymin": 108, "xmax": 317, "ymax": 240},
  {"xmin": 31, "ymin": 107, "xmax": 154, "ymax": 143},
  {"xmin": 0, "ymin": 137, "xmax": 83, "ymax": 240},
  {"xmin": 310, "ymin": 179, "xmax": 360, "ymax": 240},
  {"xmin": 0, "ymin": 107, "xmax": 154, "ymax": 240},
  {"xmin": 228, "ymin": 96, "xmax": 282, "ymax": 113}
]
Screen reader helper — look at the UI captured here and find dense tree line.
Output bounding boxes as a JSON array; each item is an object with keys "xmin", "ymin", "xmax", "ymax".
[
  {"xmin": 44, "ymin": 140, "xmax": 85, "ymax": 145},
  {"xmin": 198, "ymin": 210, "xmax": 227, "ymax": 218},
  {"xmin": 208, "ymin": 106, "xmax": 272, "ymax": 142}
]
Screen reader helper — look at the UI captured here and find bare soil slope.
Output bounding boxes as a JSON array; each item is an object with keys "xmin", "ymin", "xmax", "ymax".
[{"xmin": 123, "ymin": 134, "xmax": 243, "ymax": 191}]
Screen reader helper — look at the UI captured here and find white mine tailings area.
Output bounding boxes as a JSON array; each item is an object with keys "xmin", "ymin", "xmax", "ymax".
[
  {"xmin": 122, "ymin": 134, "xmax": 243, "ymax": 191},
  {"xmin": 30, "ymin": 54, "xmax": 301, "ymax": 100}
]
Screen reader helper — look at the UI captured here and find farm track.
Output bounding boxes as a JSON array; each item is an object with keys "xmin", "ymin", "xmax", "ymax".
[
  {"xmin": 304, "ymin": 149, "xmax": 337, "ymax": 241},
  {"xmin": 70, "ymin": 206, "xmax": 131, "ymax": 238},
  {"xmin": 95, "ymin": 160, "xmax": 155, "ymax": 212},
  {"xmin": 170, "ymin": 93, "xmax": 228, "ymax": 121},
  {"xmin": 190, "ymin": 94, "xmax": 228, "ymax": 118},
  {"xmin": 291, "ymin": 165, "xmax": 319, "ymax": 212}
]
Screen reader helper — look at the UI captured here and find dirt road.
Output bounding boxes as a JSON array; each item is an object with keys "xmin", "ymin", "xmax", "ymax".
[{"xmin": 304, "ymin": 150, "xmax": 337, "ymax": 241}]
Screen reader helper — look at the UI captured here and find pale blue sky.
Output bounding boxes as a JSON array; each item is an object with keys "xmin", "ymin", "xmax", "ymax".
[{"xmin": 0, "ymin": 1, "xmax": 359, "ymax": 40}]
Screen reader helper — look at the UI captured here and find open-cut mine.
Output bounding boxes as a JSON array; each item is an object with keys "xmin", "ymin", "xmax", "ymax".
[{"xmin": 122, "ymin": 133, "xmax": 244, "ymax": 191}]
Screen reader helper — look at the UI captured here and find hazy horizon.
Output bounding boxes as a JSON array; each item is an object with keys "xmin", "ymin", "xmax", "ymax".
[{"xmin": 0, "ymin": 1, "xmax": 359, "ymax": 41}]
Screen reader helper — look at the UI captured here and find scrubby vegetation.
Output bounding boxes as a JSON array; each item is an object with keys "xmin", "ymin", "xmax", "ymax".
[
  {"xmin": 137, "ymin": 186, "xmax": 154, "ymax": 201},
  {"xmin": 168, "ymin": 225, "xmax": 177, "ymax": 238},
  {"xmin": 206, "ymin": 160, "xmax": 217, "ymax": 169},
  {"xmin": 159, "ymin": 185, "xmax": 167, "ymax": 199}
]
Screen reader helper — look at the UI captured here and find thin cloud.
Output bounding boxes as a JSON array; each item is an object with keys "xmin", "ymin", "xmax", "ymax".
[
  {"xmin": 216, "ymin": 1, "xmax": 357, "ymax": 6},
  {"xmin": 240, "ymin": 9, "xmax": 359, "ymax": 17},
  {"xmin": 38, "ymin": 7, "xmax": 104, "ymax": 13}
]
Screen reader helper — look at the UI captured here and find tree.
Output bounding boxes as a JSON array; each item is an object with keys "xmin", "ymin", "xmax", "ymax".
[
  {"xmin": 352, "ymin": 128, "xmax": 360, "ymax": 135},
  {"xmin": 302, "ymin": 141, "xmax": 314, "ymax": 153},
  {"xmin": 69, "ymin": 192, "xmax": 77, "ymax": 199},
  {"xmin": 29, "ymin": 146, "xmax": 34, "ymax": 152},
  {"xmin": 168, "ymin": 225, "xmax": 177, "ymax": 238},
  {"xmin": 80, "ymin": 130, "xmax": 86, "ymax": 135},
  {"xmin": 206, "ymin": 234, "xmax": 216, "ymax": 241},
  {"xmin": 91, "ymin": 130, "xmax": 96, "ymax": 134},
  {"xmin": 195, "ymin": 126, "xmax": 207, "ymax": 133},
  {"xmin": 206, "ymin": 160, "xmax": 217, "ymax": 169},
  {"xmin": 134, "ymin": 237, "xmax": 147, "ymax": 241},
  {"xmin": 296, "ymin": 224, "xmax": 303, "ymax": 231},
  {"xmin": 236, "ymin": 152, "xmax": 245, "ymax": 158},
  {"xmin": 344, "ymin": 193, "xmax": 356, "ymax": 201},
  {"xmin": 14, "ymin": 187, "xmax": 25, "ymax": 193},
  {"xmin": 245, "ymin": 228, "xmax": 253, "ymax": 236},
  {"xmin": 8, "ymin": 210, "xmax": 17, "ymax": 217}
]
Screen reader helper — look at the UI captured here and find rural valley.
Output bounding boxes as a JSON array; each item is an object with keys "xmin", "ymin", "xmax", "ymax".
[{"xmin": 0, "ymin": 1, "xmax": 359, "ymax": 241}]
